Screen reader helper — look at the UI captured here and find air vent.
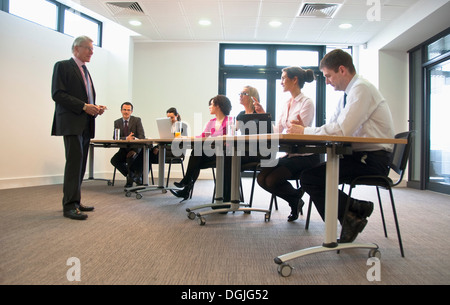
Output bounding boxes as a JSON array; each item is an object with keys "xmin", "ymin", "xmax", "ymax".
[
  {"xmin": 298, "ymin": 3, "xmax": 341, "ymax": 18},
  {"xmin": 106, "ymin": 2, "xmax": 145, "ymax": 16}
]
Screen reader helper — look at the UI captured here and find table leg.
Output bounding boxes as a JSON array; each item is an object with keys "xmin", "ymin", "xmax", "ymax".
[
  {"xmin": 142, "ymin": 144, "xmax": 150, "ymax": 186},
  {"xmin": 191, "ymin": 140, "xmax": 271, "ymax": 225},
  {"xmin": 274, "ymin": 144, "xmax": 379, "ymax": 276}
]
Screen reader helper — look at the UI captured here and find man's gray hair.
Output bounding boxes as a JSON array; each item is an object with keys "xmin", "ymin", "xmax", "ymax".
[{"xmin": 71, "ymin": 36, "xmax": 93, "ymax": 53}]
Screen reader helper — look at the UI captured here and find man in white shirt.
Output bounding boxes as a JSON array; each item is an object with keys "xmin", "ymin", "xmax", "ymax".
[{"xmin": 289, "ymin": 49, "xmax": 395, "ymax": 243}]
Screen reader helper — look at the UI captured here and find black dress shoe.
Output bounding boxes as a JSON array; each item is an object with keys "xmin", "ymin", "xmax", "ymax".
[
  {"xmin": 339, "ymin": 211, "xmax": 368, "ymax": 243},
  {"xmin": 78, "ymin": 204, "xmax": 94, "ymax": 212},
  {"xmin": 169, "ymin": 188, "xmax": 190, "ymax": 201},
  {"xmin": 174, "ymin": 181, "xmax": 186, "ymax": 188},
  {"xmin": 64, "ymin": 208, "xmax": 88, "ymax": 220},
  {"xmin": 287, "ymin": 197, "xmax": 305, "ymax": 222},
  {"xmin": 349, "ymin": 199, "xmax": 374, "ymax": 218}
]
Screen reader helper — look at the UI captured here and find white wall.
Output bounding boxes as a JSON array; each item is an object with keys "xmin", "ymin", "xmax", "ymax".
[
  {"xmin": 131, "ymin": 41, "xmax": 219, "ymax": 139},
  {"xmin": 0, "ymin": 11, "xmax": 135, "ymax": 189}
]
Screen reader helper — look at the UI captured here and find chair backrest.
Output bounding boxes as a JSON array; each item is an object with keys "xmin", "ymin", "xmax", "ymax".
[{"xmin": 389, "ymin": 131, "xmax": 414, "ymax": 186}]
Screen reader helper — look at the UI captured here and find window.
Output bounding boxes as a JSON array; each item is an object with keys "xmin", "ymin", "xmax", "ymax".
[
  {"xmin": 9, "ymin": 0, "xmax": 57, "ymax": 30},
  {"xmin": 2, "ymin": 0, "xmax": 102, "ymax": 46},
  {"xmin": 409, "ymin": 28, "xmax": 450, "ymax": 195},
  {"xmin": 64, "ymin": 9, "xmax": 100, "ymax": 45},
  {"xmin": 276, "ymin": 50, "xmax": 319, "ymax": 67},
  {"xmin": 225, "ymin": 49, "xmax": 267, "ymax": 66},
  {"xmin": 219, "ymin": 44, "xmax": 347, "ymax": 129}
]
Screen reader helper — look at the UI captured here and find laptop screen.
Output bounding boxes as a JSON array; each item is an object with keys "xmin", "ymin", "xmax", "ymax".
[{"xmin": 237, "ymin": 113, "xmax": 273, "ymax": 135}]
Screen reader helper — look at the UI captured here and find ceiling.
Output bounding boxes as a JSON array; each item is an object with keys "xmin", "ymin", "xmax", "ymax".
[{"xmin": 77, "ymin": 0, "xmax": 422, "ymax": 45}]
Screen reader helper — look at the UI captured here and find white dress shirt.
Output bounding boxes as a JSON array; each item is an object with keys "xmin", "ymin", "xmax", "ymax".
[
  {"xmin": 304, "ymin": 75, "xmax": 394, "ymax": 152},
  {"xmin": 276, "ymin": 93, "xmax": 315, "ymax": 133}
]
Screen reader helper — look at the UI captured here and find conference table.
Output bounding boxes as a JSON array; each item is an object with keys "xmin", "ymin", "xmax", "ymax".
[
  {"xmin": 90, "ymin": 134, "xmax": 406, "ymax": 277},
  {"xmin": 178, "ymin": 133, "xmax": 405, "ymax": 277},
  {"xmin": 89, "ymin": 138, "xmax": 180, "ymax": 198}
]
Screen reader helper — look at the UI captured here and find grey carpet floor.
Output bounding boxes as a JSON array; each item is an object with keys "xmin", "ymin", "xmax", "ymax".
[{"xmin": 1, "ymin": 178, "xmax": 449, "ymax": 285}]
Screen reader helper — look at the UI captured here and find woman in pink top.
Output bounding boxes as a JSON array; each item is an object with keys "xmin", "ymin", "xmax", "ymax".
[
  {"xmin": 255, "ymin": 67, "xmax": 320, "ymax": 221},
  {"xmin": 170, "ymin": 95, "xmax": 232, "ymax": 200}
]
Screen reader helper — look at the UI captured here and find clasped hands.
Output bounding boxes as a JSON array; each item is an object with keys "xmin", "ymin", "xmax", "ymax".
[
  {"xmin": 287, "ymin": 118, "xmax": 305, "ymax": 134},
  {"xmin": 84, "ymin": 104, "xmax": 107, "ymax": 116}
]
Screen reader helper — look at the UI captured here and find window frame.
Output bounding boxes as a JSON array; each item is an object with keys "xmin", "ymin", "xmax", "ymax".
[
  {"xmin": 219, "ymin": 44, "xmax": 328, "ymax": 127},
  {"xmin": 1, "ymin": 0, "xmax": 102, "ymax": 47}
]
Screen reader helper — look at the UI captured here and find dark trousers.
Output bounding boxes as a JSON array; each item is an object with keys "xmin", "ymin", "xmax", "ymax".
[
  {"xmin": 181, "ymin": 151, "xmax": 232, "ymax": 202},
  {"xmin": 111, "ymin": 148, "xmax": 144, "ymax": 178},
  {"xmin": 257, "ymin": 154, "xmax": 320, "ymax": 207},
  {"xmin": 62, "ymin": 127, "xmax": 91, "ymax": 211},
  {"xmin": 300, "ymin": 151, "xmax": 391, "ymax": 223}
]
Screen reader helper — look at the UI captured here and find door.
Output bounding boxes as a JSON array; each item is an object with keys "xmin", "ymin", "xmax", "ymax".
[{"xmin": 427, "ymin": 59, "xmax": 450, "ymax": 193}]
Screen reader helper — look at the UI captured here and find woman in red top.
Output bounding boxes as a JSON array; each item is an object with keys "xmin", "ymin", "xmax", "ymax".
[{"xmin": 170, "ymin": 95, "xmax": 232, "ymax": 200}]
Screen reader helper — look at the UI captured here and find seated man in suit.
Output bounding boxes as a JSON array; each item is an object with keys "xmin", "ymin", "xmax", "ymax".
[{"xmin": 111, "ymin": 102, "xmax": 146, "ymax": 187}]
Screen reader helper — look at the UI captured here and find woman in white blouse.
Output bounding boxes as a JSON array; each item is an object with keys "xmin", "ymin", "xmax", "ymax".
[{"xmin": 255, "ymin": 66, "xmax": 320, "ymax": 222}]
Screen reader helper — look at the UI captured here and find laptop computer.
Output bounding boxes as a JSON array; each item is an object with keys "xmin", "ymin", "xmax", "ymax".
[
  {"xmin": 156, "ymin": 117, "xmax": 174, "ymax": 139},
  {"xmin": 238, "ymin": 113, "xmax": 273, "ymax": 135}
]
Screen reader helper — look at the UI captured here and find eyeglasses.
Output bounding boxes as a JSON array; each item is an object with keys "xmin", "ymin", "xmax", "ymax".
[
  {"xmin": 80, "ymin": 45, "xmax": 94, "ymax": 52},
  {"xmin": 239, "ymin": 92, "xmax": 249, "ymax": 96}
]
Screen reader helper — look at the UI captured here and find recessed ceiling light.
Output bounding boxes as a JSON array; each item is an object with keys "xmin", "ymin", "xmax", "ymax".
[
  {"xmin": 198, "ymin": 19, "xmax": 211, "ymax": 26},
  {"xmin": 339, "ymin": 23, "xmax": 352, "ymax": 29},
  {"xmin": 269, "ymin": 21, "xmax": 282, "ymax": 28},
  {"xmin": 129, "ymin": 20, "xmax": 142, "ymax": 26}
]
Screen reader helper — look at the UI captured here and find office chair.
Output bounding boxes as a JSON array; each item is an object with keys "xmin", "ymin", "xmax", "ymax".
[
  {"xmin": 188, "ymin": 160, "xmax": 217, "ymax": 203},
  {"xmin": 305, "ymin": 131, "xmax": 413, "ymax": 257},
  {"xmin": 149, "ymin": 146, "xmax": 186, "ymax": 187},
  {"xmin": 240, "ymin": 161, "xmax": 261, "ymax": 207},
  {"xmin": 189, "ymin": 161, "xmax": 259, "ymax": 205}
]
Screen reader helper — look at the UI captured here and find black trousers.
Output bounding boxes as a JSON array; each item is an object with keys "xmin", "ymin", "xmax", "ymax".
[
  {"xmin": 62, "ymin": 126, "xmax": 91, "ymax": 211},
  {"xmin": 181, "ymin": 151, "xmax": 232, "ymax": 202},
  {"xmin": 300, "ymin": 151, "xmax": 391, "ymax": 223},
  {"xmin": 257, "ymin": 154, "xmax": 320, "ymax": 207},
  {"xmin": 110, "ymin": 148, "xmax": 145, "ymax": 178}
]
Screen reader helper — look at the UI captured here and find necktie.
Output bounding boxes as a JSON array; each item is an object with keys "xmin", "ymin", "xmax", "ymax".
[
  {"xmin": 124, "ymin": 120, "xmax": 129, "ymax": 137},
  {"xmin": 82, "ymin": 65, "xmax": 94, "ymax": 104},
  {"xmin": 343, "ymin": 93, "xmax": 347, "ymax": 108}
]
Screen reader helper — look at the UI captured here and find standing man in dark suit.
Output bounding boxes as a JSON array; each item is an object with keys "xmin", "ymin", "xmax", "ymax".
[
  {"xmin": 51, "ymin": 36, "xmax": 106, "ymax": 220},
  {"xmin": 110, "ymin": 102, "xmax": 146, "ymax": 187}
]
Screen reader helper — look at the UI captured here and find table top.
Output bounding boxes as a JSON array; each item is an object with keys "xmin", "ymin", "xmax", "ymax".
[{"xmin": 91, "ymin": 133, "xmax": 406, "ymax": 145}]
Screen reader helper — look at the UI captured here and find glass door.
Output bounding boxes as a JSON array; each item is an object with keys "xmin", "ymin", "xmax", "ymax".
[{"xmin": 427, "ymin": 59, "xmax": 450, "ymax": 193}]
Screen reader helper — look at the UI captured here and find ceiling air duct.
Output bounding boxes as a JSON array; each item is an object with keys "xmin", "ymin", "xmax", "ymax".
[
  {"xmin": 106, "ymin": 2, "xmax": 145, "ymax": 16},
  {"xmin": 297, "ymin": 3, "xmax": 342, "ymax": 18}
]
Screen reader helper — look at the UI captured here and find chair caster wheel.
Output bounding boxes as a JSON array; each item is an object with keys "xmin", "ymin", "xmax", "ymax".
[
  {"xmin": 125, "ymin": 192, "xmax": 131, "ymax": 197},
  {"xmin": 277, "ymin": 263, "xmax": 293, "ymax": 277},
  {"xmin": 197, "ymin": 217, "xmax": 206, "ymax": 226},
  {"xmin": 265, "ymin": 213, "xmax": 271, "ymax": 222},
  {"xmin": 136, "ymin": 193, "xmax": 142, "ymax": 200},
  {"xmin": 187, "ymin": 211, "xmax": 196, "ymax": 220},
  {"xmin": 369, "ymin": 249, "xmax": 381, "ymax": 259}
]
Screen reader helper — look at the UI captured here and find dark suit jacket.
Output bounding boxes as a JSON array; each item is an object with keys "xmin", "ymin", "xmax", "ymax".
[
  {"xmin": 114, "ymin": 116, "xmax": 145, "ymax": 153},
  {"xmin": 51, "ymin": 58, "xmax": 96, "ymax": 138}
]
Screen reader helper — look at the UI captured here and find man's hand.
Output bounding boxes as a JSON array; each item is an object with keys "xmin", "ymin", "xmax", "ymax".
[
  {"xmin": 84, "ymin": 104, "xmax": 107, "ymax": 116},
  {"xmin": 126, "ymin": 132, "xmax": 135, "ymax": 140},
  {"xmin": 98, "ymin": 105, "xmax": 107, "ymax": 115},
  {"xmin": 287, "ymin": 120, "xmax": 305, "ymax": 134}
]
